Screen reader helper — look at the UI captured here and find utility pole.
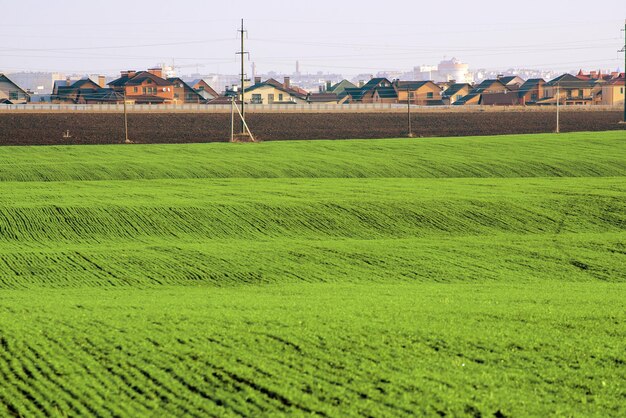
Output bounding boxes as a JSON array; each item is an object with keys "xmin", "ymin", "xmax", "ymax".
[
  {"xmin": 123, "ymin": 90, "xmax": 130, "ymax": 143},
  {"xmin": 556, "ymin": 83, "xmax": 560, "ymax": 134},
  {"xmin": 236, "ymin": 19, "xmax": 249, "ymax": 134},
  {"xmin": 618, "ymin": 20, "xmax": 626, "ymax": 123},
  {"xmin": 230, "ymin": 96, "xmax": 235, "ymax": 142},
  {"xmin": 407, "ymin": 87, "xmax": 413, "ymax": 137}
]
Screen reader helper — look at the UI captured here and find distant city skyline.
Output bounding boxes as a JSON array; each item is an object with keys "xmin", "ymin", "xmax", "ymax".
[{"xmin": 1, "ymin": 0, "xmax": 625, "ymax": 77}]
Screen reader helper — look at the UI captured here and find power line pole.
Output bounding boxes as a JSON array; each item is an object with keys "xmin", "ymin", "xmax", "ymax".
[
  {"xmin": 123, "ymin": 90, "xmax": 130, "ymax": 143},
  {"xmin": 620, "ymin": 20, "xmax": 626, "ymax": 123},
  {"xmin": 236, "ymin": 19, "xmax": 249, "ymax": 134},
  {"xmin": 407, "ymin": 86, "xmax": 413, "ymax": 137},
  {"xmin": 556, "ymin": 83, "xmax": 560, "ymax": 134}
]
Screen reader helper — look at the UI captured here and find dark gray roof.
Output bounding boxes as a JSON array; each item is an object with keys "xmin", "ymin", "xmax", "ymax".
[
  {"xmin": 443, "ymin": 83, "xmax": 471, "ymax": 97},
  {"xmin": 453, "ymin": 93, "xmax": 479, "ymax": 105},
  {"xmin": 344, "ymin": 87, "xmax": 366, "ymax": 100},
  {"xmin": 362, "ymin": 78, "xmax": 392, "ymax": 90},
  {"xmin": 107, "ymin": 75, "xmax": 130, "ymax": 87},
  {"xmin": 546, "ymin": 73, "xmax": 598, "ymax": 88},
  {"xmin": 126, "ymin": 71, "xmax": 172, "ymax": 87},
  {"xmin": 498, "ymin": 76, "xmax": 523, "ymax": 85},
  {"xmin": 518, "ymin": 79, "xmax": 545, "ymax": 97},
  {"xmin": 375, "ymin": 87, "xmax": 398, "ymax": 99}
]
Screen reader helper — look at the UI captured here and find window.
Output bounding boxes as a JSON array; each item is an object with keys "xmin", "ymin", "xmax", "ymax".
[
  {"xmin": 146, "ymin": 79, "xmax": 153, "ymax": 84},
  {"xmin": 268, "ymin": 94, "xmax": 275, "ymax": 103},
  {"xmin": 251, "ymin": 94, "xmax": 262, "ymax": 103},
  {"xmin": 578, "ymin": 89, "xmax": 583, "ymax": 98},
  {"xmin": 456, "ymin": 94, "xmax": 462, "ymax": 101},
  {"xmin": 133, "ymin": 87, "xmax": 138, "ymax": 93},
  {"xmin": 9, "ymin": 91, "xmax": 18, "ymax": 100},
  {"xmin": 409, "ymin": 92, "xmax": 415, "ymax": 98},
  {"xmin": 142, "ymin": 87, "xmax": 147, "ymax": 94},
  {"xmin": 426, "ymin": 92, "xmax": 434, "ymax": 99}
]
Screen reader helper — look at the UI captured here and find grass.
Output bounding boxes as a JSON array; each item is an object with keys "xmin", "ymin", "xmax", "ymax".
[
  {"xmin": 0, "ymin": 131, "xmax": 623, "ymax": 181},
  {"xmin": 0, "ymin": 131, "xmax": 624, "ymax": 416}
]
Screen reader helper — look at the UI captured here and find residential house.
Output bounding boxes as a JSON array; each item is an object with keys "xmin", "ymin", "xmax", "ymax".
[
  {"xmin": 52, "ymin": 77, "xmax": 103, "ymax": 103},
  {"xmin": 395, "ymin": 81, "xmax": 442, "ymax": 105},
  {"xmin": 188, "ymin": 79, "xmax": 219, "ymax": 101},
  {"xmin": 454, "ymin": 79, "xmax": 509, "ymax": 105},
  {"xmin": 325, "ymin": 79, "xmax": 357, "ymax": 99},
  {"xmin": 344, "ymin": 78, "xmax": 397, "ymax": 103},
  {"xmin": 576, "ymin": 69, "xmax": 616, "ymax": 81},
  {"xmin": 538, "ymin": 74, "xmax": 603, "ymax": 106},
  {"xmin": 79, "ymin": 89, "xmax": 124, "ymax": 104},
  {"xmin": 601, "ymin": 77, "xmax": 625, "ymax": 106},
  {"xmin": 0, "ymin": 74, "xmax": 30, "ymax": 104},
  {"xmin": 168, "ymin": 78, "xmax": 206, "ymax": 104},
  {"xmin": 517, "ymin": 78, "xmax": 546, "ymax": 105},
  {"xmin": 497, "ymin": 75, "xmax": 525, "ymax": 89},
  {"xmin": 442, "ymin": 83, "xmax": 472, "ymax": 105},
  {"xmin": 108, "ymin": 69, "xmax": 174, "ymax": 104},
  {"xmin": 243, "ymin": 77, "xmax": 307, "ymax": 104}
]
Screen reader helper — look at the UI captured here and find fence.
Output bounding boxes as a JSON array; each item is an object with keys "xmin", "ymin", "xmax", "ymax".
[{"xmin": 0, "ymin": 103, "xmax": 621, "ymax": 113}]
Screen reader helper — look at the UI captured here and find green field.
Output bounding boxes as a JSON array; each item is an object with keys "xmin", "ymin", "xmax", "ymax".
[{"xmin": 0, "ymin": 131, "xmax": 625, "ymax": 416}]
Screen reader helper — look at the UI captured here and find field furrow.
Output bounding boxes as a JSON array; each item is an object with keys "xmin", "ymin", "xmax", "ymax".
[{"xmin": 0, "ymin": 132, "xmax": 624, "ymax": 416}]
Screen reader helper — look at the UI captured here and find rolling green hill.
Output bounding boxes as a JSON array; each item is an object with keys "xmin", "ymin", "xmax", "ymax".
[{"xmin": 0, "ymin": 132, "xmax": 624, "ymax": 416}]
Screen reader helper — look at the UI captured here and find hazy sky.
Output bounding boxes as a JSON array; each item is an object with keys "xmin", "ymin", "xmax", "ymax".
[{"xmin": 1, "ymin": 0, "xmax": 625, "ymax": 76}]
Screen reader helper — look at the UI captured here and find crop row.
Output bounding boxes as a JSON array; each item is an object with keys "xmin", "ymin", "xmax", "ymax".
[
  {"xmin": 1, "ymin": 282, "xmax": 624, "ymax": 416},
  {"xmin": 0, "ymin": 178, "xmax": 623, "ymax": 243},
  {"xmin": 0, "ymin": 132, "xmax": 624, "ymax": 182},
  {"xmin": 0, "ymin": 232, "xmax": 623, "ymax": 289}
]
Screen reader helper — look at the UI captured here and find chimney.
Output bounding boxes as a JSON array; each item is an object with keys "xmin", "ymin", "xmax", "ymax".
[
  {"xmin": 450, "ymin": 79, "xmax": 456, "ymax": 84},
  {"xmin": 283, "ymin": 76, "xmax": 290, "ymax": 89},
  {"xmin": 318, "ymin": 85, "xmax": 323, "ymax": 93},
  {"xmin": 65, "ymin": 77, "xmax": 71, "ymax": 86},
  {"xmin": 358, "ymin": 80, "xmax": 365, "ymax": 88},
  {"xmin": 98, "ymin": 75, "xmax": 106, "ymax": 88},
  {"xmin": 497, "ymin": 74, "xmax": 504, "ymax": 80},
  {"xmin": 148, "ymin": 68, "xmax": 162, "ymax": 78},
  {"xmin": 326, "ymin": 80, "xmax": 332, "ymax": 91},
  {"xmin": 255, "ymin": 76, "xmax": 261, "ymax": 84},
  {"xmin": 125, "ymin": 70, "xmax": 137, "ymax": 79}
]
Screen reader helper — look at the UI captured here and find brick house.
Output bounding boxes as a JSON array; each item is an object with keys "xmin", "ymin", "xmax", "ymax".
[
  {"xmin": 517, "ymin": 79, "xmax": 546, "ymax": 105},
  {"xmin": 188, "ymin": 79, "xmax": 219, "ymax": 101},
  {"xmin": 168, "ymin": 78, "xmax": 206, "ymax": 104},
  {"xmin": 108, "ymin": 68, "xmax": 174, "ymax": 104},
  {"xmin": 395, "ymin": 81, "xmax": 442, "ymax": 105},
  {"xmin": 601, "ymin": 77, "xmax": 625, "ymax": 106},
  {"xmin": 344, "ymin": 78, "xmax": 397, "ymax": 103},
  {"xmin": 442, "ymin": 83, "xmax": 473, "ymax": 105},
  {"xmin": 539, "ymin": 74, "xmax": 603, "ymax": 106},
  {"xmin": 454, "ymin": 79, "xmax": 509, "ymax": 105}
]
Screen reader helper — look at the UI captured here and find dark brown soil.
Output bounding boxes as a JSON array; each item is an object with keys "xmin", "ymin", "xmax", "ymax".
[{"xmin": 0, "ymin": 111, "xmax": 623, "ymax": 145}]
